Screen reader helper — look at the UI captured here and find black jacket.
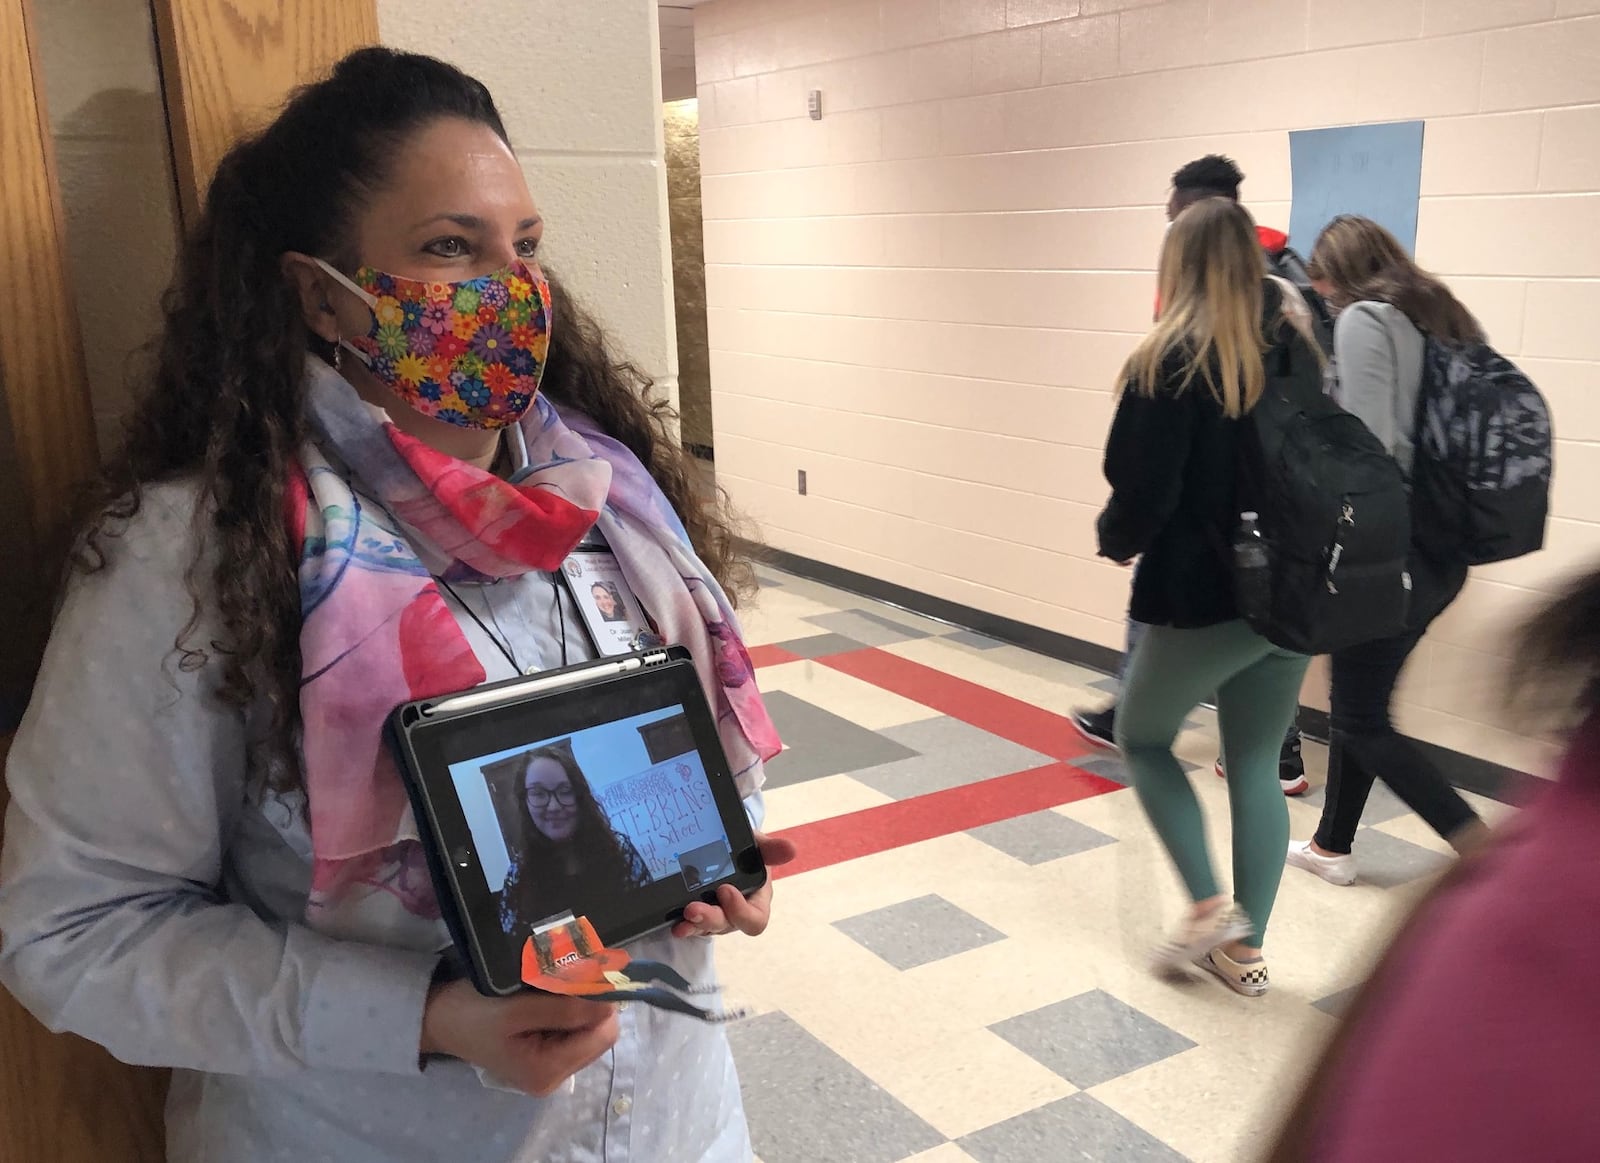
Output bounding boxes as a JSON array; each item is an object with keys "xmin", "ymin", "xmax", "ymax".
[{"xmin": 1097, "ymin": 283, "xmax": 1310, "ymax": 629}]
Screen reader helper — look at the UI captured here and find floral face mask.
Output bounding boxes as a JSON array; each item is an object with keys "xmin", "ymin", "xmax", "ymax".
[{"xmin": 316, "ymin": 258, "xmax": 553, "ymax": 430}]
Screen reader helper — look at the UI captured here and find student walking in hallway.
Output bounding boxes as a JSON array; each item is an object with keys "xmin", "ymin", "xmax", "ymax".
[
  {"xmin": 1285, "ymin": 217, "xmax": 1495, "ymax": 887},
  {"xmin": 1097, "ymin": 199, "xmax": 1314, "ymax": 998},
  {"xmin": 1072, "ymin": 153, "xmax": 1328, "ymax": 797}
]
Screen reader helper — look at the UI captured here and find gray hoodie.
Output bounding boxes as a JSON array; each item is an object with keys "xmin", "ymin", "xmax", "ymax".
[{"xmin": 1330, "ymin": 300, "xmax": 1426, "ymax": 476}]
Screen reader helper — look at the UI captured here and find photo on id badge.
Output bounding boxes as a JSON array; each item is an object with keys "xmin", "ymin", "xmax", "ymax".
[{"xmin": 564, "ymin": 551, "xmax": 652, "ymax": 655}]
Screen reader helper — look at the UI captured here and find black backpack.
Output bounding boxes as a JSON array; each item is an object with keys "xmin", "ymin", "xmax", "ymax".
[
  {"xmin": 1233, "ymin": 334, "xmax": 1414, "ymax": 655},
  {"xmin": 1267, "ymin": 246, "xmax": 1336, "ymax": 360},
  {"xmin": 1410, "ymin": 340, "xmax": 1552, "ymax": 566}
]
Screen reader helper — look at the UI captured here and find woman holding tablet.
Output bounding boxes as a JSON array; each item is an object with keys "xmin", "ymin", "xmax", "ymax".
[{"xmin": 0, "ymin": 47, "xmax": 791, "ymax": 1163}]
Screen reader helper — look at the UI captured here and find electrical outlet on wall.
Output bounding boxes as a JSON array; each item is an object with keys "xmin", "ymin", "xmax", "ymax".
[{"xmin": 797, "ymin": 469, "xmax": 808, "ymax": 496}]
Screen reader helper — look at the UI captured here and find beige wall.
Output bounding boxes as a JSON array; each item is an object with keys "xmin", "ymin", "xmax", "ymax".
[
  {"xmin": 34, "ymin": 0, "xmax": 182, "ymax": 455},
  {"xmin": 381, "ymin": 0, "xmax": 680, "ymax": 407},
  {"xmin": 697, "ymin": 0, "xmax": 1600, "ymax": 772}
]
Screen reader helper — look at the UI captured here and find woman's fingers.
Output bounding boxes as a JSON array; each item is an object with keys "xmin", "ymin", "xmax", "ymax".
[
  {"xmin": 718, "ymin": 880, "xmax": 775, "ymax": 936},
  {"xmin": 674, "ymin": 881, "xmax": 773, "ymax": 938},
  {"xmin": 505, "ymin": 993, "xmax": 617, "ymax": 1034},
  {"xmin": 756, "ymin": 832, "xmax": 798, "ymax": 867},
  {"xmin": 669, "ymin": 829, "xmax": 794, "ymax": 938},
  {"xmin": 515, "ymin": 1011, "xmax": 621, "ymax": 1097}
]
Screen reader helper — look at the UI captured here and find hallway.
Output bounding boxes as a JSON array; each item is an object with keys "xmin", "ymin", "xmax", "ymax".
[{"xmin": 724, "ymin": 569, "xmax": 1514, "ymax": 1163}]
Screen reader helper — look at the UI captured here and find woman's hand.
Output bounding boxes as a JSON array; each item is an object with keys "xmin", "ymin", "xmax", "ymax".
[
  {"xmin": 420, "ymin": 978, "xmax": 619, "ymax": 1096},
  {"xmin": 672, "ymin": 831, "xmax": 797, "ymax": 939}
]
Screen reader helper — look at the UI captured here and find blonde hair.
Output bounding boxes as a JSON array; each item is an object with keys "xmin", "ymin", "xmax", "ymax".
[{"xmin": 1124, "ymin": 197, "xmax": 1271, "ymax": 418}]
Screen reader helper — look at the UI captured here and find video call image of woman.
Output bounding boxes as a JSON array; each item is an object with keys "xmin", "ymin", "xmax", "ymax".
[
  {"xmin": 591, "ymin": 581, "xmax": 629, "ymax": 623},
  {"xmin": 498, "ymin": 748, "xmax": 651, "ymax": 943}
]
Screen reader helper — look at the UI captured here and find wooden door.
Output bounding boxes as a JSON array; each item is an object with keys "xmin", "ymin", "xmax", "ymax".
[
  {"xmin": 152, "ymin": 0, "xmax": 380, "ymax": 224},
  {"xmin": 0, "ymin": 0, "xmax": 169, "ymax": 1155},
  {"xmin": 1, "ymin": 3, "xmax": 375, "ymax": 1160}
]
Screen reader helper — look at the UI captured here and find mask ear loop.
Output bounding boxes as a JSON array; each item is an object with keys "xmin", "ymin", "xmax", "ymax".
[
  {"xmin": 314, "ymin": 258, "xmax": 377, "ymax": 370},
  {"xmin": 314, "ymin": 298, "xmax": 344, "ymax": 373}
]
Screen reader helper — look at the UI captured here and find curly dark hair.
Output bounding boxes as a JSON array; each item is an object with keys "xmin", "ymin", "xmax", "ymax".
[
  {"xmin": 73, "ymin": 47, "xmax": 753, "ymax": 790},
  {"xmin": 500, "ymin": 747, "xmax": 649, "ymax": 937},
  {"xmin": 1171, "ymin": 154, "xmax": 1244, "ymax": 204}
]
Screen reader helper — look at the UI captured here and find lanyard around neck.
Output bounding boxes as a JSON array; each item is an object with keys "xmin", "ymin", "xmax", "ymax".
[{"xmin": 434, "ymin": 574, "xmax": 570, "ymax": 674}]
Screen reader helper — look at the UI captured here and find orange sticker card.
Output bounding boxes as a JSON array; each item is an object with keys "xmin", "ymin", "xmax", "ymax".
[{"xmin": 519, "ymin": 913, "xmax": 746, "ymax": 1022}]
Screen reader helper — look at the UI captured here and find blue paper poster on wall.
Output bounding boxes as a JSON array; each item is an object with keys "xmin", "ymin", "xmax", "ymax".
[{"xmin": 1288, "ymin": 120, "xmax": 1425, "ymax": 255}]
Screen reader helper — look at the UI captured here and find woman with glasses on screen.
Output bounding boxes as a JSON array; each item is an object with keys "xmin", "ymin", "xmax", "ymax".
[{"xmin": 498, "ymin": 748, "xmax": 651, "ymax": 943}]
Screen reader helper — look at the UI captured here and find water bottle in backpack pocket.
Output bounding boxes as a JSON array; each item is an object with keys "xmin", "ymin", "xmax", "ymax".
[{"xmin": 1232, "ymin": 339, "xmax": 1413, "ymax": 655}]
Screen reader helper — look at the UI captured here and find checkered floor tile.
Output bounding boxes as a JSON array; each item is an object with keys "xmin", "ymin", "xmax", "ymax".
[{"xmin": 716, "ymin": 567, "xmax": 1519, "ymax": 1163}]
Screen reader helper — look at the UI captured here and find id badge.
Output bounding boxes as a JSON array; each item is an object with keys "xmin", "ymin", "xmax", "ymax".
[{"xmin": 561, "ymin": 550, "xmax": 660, "ymax": 656}]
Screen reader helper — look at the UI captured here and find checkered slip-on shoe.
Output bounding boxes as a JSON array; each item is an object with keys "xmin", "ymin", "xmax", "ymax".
[
  {"xmin": 1198, "ymin": 946, "xmax": 1270, "ymax": 998},
  {"xmin": 1149, "ymin": 903, "xmax": 1254, "ymax": 977}
]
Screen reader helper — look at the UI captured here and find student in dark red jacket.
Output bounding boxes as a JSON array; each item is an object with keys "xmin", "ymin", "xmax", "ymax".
[{"xmin": 1269, "ymin": 567, "xmax": 1600, "ymax": 1160}]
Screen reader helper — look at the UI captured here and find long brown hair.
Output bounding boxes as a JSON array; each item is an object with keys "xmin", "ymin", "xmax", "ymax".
[
  {"xmin": 72, "ymin": 48, "xmax": 752, "ymax": 792},
  {"xmin": 1306, "ymin": 215, "xmax": 1484, "ymax": 344},
  {"xmin": 1126, "ymin": 198, "xmax": 1271, "ymax": 418},
  {"xmin": 501, "ymin": 747, "xmax": 645, "ymax": 935}
]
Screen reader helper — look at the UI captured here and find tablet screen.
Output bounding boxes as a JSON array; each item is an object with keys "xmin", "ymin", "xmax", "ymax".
[
  {"xmin": 446, "ymin": 705, "xmax": 738, "ymax": 948},
  {"xmin": 394, "ymin": 655, "xmax": 764, "ymax": 992}
]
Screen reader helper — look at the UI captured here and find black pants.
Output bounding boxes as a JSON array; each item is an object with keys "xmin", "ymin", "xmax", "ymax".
[{"xmin": 1313, "ymin": 560, "xmax": 1481, "ymax": 855}]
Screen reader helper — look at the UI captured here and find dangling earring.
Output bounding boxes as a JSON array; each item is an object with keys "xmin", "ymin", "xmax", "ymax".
[{"xmin": 332, "ymin": 339, "xmax": 342, "ymax": 372}]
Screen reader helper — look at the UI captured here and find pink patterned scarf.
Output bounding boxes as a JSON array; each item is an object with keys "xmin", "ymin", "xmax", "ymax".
[{"xmin": 290, "ymin": 361, "xmax": 780, "ymax": 937}]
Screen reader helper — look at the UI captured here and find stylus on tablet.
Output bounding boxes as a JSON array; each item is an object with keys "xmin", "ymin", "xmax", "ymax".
[{"xmin": 422, "ymin": 653, "xmax": 671, "ymax": 718}]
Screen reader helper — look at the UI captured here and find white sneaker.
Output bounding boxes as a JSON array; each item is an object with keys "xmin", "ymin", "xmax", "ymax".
[
  {"xmin": 1149, "ymin": 902, "xmax": 1254, "ymax": 976},
  {"xmin": 1286, "ymin": 840, "xmax": 1357, "ymax": 886},
  {"xmin": 1197, "ymin": 946, "xmax": 1270, "ymax": 998}
]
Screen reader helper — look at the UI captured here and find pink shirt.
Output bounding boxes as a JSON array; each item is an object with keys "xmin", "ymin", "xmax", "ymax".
[{"xmin": 1307, "ymin": 719, "xmax": 1600, "ymax": 1160}]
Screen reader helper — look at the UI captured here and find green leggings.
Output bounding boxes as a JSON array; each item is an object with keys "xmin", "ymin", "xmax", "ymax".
[{"xmin": 1116, "ymin": 620, "xmax": 1310, "ymax": 946}]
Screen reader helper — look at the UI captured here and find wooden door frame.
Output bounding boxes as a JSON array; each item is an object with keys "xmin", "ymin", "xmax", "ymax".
[
  {"xmin": 0, "ymin": 0, "xmax": 167, "ymax": 1156},
  {"xmin": 151, "ymin": 0, "xmax": 380, "ymax": 226},
  {"xmin": 3, "ymin": 3, "xmax": 377, "ymax": 1161}
]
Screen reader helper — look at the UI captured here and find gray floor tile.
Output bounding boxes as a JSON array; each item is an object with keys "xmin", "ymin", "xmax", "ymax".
[
  {"xmin": 853, "ymin": 717, "xmax": 1054, "ymax": 800},
  {"xmin": 1071, "ymin": 754, "xmax": 1131, "ymax": 786},
  {"xmin": 775, "ymin": 632, "xmax": 872, "ymax": 660},
  {"xmin": 968, "ymin": 811, "xmax": 1117, "ymax": 866},
  {"xmin": 960, "ymin": 1093, "xmax": 1189, "ymax": 1163},
  {"xmin": 728, "ymin": 1011, "xmax": 946, "ymax": 1163},
  {"xmin": 834, "ymin": 893, "xmax": 1007, "ymax": 971},
  {"xmin": 854, "ymin": 601, "xmax": 958, "ymax": 636},
  {"xmin": 1313, "ymin": 984, "xmax": 1362, "ymax": 1019},
  {"xmin": 1302, "ymin": 779, "xmax": 1408, "ymax": 826},
  {"xmin": 945, "ymin": 629, "xmax": 1006, "ymax": 651},
  {"xmin": 805, "ymin": 607, "xmax": 933, "ymax": 646},
  {"xmin": 989, "ymin": 990, "xmax": 1196, "ymax": 1089},
  {"xmin": 753, "ymin": 570, "xmax": 858, "ymax": 609},
  {"xmin": 1351, "ymin": 826, "xmax": 1451, "ymax": 888},
  {"xmin": 762, "ymin": 692, "xmax": 919, "ymax": 789},
  {"xmin": 1068, "ymin": 753, "xmax": 1200, "ymax": 787}
]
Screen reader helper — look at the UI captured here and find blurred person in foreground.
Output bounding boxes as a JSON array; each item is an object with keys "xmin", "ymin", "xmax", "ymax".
[{"xmin": 1267, "ymin": 564, "xmax": 1600, "ymax": 1161}]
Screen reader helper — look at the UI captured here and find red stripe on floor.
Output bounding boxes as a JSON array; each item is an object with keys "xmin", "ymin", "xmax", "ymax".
[
  {"xmin": 772, "ymin": 762, "xmax": 1121, "ymax": 878},
  {"xmin": 747, "ymin": 644, "xmax": 801, "ymax": 669},
  {"xmin": 822, "ymin": 648, "xmax": 1092, "ymax": 761}
]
